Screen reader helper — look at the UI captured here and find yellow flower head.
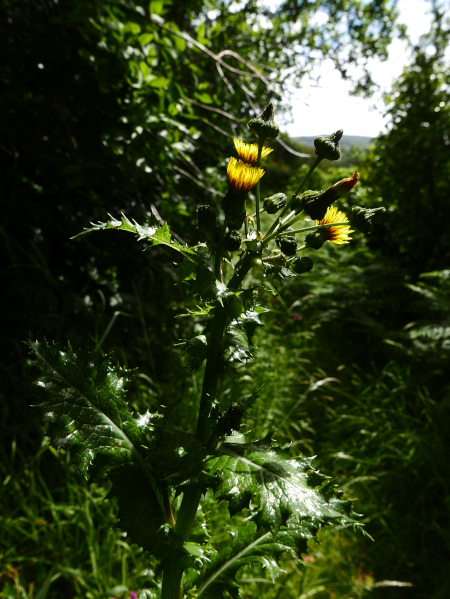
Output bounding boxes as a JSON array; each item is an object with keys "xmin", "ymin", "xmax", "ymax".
[
  {"xmin": 227, "ymin": 157, "xmax": 265, "ymax": 197},
  {"xmin": 233, "ymin": 138, "xmax": 273, "ymax": 165},
  {"xmin": 317, "ymin": 205, "xmax": 354, "ymax": 244}
]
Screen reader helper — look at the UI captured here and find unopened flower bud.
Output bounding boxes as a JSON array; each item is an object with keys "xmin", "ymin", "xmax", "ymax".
[
  {"xmin": 305, "ymin": 230, "xmax": 326, "ymax": 250},
  {"xmin": 351, "ymin": 206, "xmax": 386, "ymax": 234},
  {"xmin": 197, "ymin": 205, "xmax": 216, "ymax": 234},
  {"xmin": 276, "ymin": 235, "xmax": 298, "ymax": 256},
  {"xmin": 250, "ymin": 256, "xmax": 265, "ymax": 273},
  {"xmin": 212, "ymin": 226, "xmax": 221, "ymax": 244},
  {"xmin": 292, "ymin": 256, "xmax": 313, "ymax": 274},
  {"xmin": 223, "ymin": 230, "xmax": 242, "ymax": 252},
  {"xmin": 300, "ymin": 172, "xmax": 359, "ymax": 221},
  {"xmin": 298, "ymin": 190, "xmax": 328, "ymax": 220},
  {"xmin": 225, "ymin": 203, "xmax": 247, "ymax": 230},
  {"xmin": 247, "ymin": 103, "xmax": 280, "ymax": 140},
  {"xmin": 314, "ymin": 130, "xmax": 343, "ymax": 161},
  {"xmin": 263, "ymin": 193, "xmax": 287, "ymax": 214}
]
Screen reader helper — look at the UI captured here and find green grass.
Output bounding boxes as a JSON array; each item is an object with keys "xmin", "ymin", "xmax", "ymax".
[
  {"xmin": 0, "ymin": 432, "xmax": 158, "ymax": 598},
  {"xmin": 225, "ymin": 248, "xmax": 450, "ymax": 598}
]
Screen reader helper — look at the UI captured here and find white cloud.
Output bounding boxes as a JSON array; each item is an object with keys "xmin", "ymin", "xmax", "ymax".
[{"xmin": 283, "ymin": 0, "xmax": 434, "ymax": 138}]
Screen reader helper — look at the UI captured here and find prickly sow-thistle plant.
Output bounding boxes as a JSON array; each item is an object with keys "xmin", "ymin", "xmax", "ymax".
[{"xmin": 29, "ymin": 104, "xmax": 384, "ymax": 599}]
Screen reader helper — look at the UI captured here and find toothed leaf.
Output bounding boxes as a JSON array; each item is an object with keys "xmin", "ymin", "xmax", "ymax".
[
  {"xmin": 185, "ymin": 518, "xmax": 315, "ymax": 598},
  {"xmin": 107, "ymin": 464, "xmax": 172, "ymax": 553},
  {"xmin": 73, "ymin": 214, "xmax": 201, "ymax": 264},
  {"xmin": 207, "ymin": 434, "xmax": 357, "ymax": 535},
  {"xmin": 27, "ymin": 339, "xmax": 166, "ymax": 519}
]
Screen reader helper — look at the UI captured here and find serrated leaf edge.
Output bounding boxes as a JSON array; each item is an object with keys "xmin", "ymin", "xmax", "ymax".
[
  {"xmin": 71, "ymin": 214, "xmax": 201, "ymax": 264},
  {"xmin": 196, "ymin": 531, "xmax": 271, "ymax": 597},
  {"xmin": 29, "ymin": 340, "xmax": 169, "ymax": 523}
]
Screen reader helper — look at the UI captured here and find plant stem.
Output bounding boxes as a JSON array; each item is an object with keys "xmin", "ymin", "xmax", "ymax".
[
  {"xmin": 278, "ymin": 221, "xmax": 350, "ymax": 237},
  {"xmin": 160, "ymin": 253, "xmax": 254, "ymax": 599},
  {"xmin": 215, "ymin": 221, "xmax": 227, "ymax": 280},
  {"xmin": 263, "ymin": 211, "xmax": 305, "ymax": 245},
  {"xmin": 255, "ymin": 140, "xmax": 263, "ymax": 233},
  {"xmin": 161, "ymin": 303, "xmax": 229, "ymax": 598},
  {"xmin": 227, "ymin": 252, "xmax": 253, "ymax": 290},
  {"xmin": 161, "ymin": 563, "xmax": 183, "ymax": 599},
  {"xmin": 196, "ymin": 303, "xmax": 228, "ymax": 445},
  {"xmin": 264, "ymin": 156, "xmax": 322, "ymax": 241}
]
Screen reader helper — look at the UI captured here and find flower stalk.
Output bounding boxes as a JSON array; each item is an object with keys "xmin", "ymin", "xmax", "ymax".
[
  {"xmin": 264, "ymin": 155, "xmax": 322, "ymax": 241},
  {"xmin": 255, "ymin": 139, "xmax": 264, "ymax": 233}
]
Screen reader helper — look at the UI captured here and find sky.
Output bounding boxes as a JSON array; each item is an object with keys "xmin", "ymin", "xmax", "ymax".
[{"xmin": 283, "ymin": 0, "xmax": 433, "ymax": 138}]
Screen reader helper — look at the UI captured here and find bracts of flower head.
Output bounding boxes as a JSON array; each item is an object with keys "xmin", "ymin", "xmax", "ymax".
[
  {"xmin": 222, "ymin": 157, "xmax": 265, "ymax": 229},
  {"xmin": 197, "ymin": 205, "xmax": 217, "ymax": 236},
  {"xmin": 222, "ymin": 133, "xmax": 273, "ymax": 231},
  {"xmin": 314, "ymin": 130, "xmax": 343, "ymax": 161},
  {"xmin": 305, "ymin": 205, "xmax": 355, "ymax": 250},
  {"xmin": 351, "ymin": 205, "xmax": 386, "ymax": 234},
  {"xmin": 295, "ymin": 171, "xmax": 359, "ymax": 221},
  {"xmin": 247, "ymin": 102, "xmax": 280, "ymax": 141},
  {"xmin": 263, "ymin": 193, "xmax": 287, "ymax": 214}
]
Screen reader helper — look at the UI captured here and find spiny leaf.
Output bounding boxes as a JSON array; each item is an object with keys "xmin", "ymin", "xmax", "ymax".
[
  {"xmin": 238, "ymin": 309, "xmax": 265, "ymax": 346},
  {"xmin": 108, "ymin": 462, "xmax": 205, "ymax": 564},
  {"xmin": 73, "ymin": 213, "xmax": 201, "ymax": 264},
  {"xmin": 207, "ymin": 434, "xmax": 357, "ymax": 535},
  {"xmin": 223, "ymin": 309, "xmax": 264, "ymax": 367},
  {"xmin": 185, "ymin": 518, "xmax": 313, "ymax": 598},
  {"xmin": 188, "ymin": 264, "xmax": 227, "ymax": 301},
  {"xmin": 28, "ymin": 339, "xmax": 166, "ymax": 517},
  {"xmin": 183, "ymin": 334, "xmax": 208, "ymax": 370},
  {"xmin": 150, "ymin": 422, "xmax": 209, "ymax": 486},
  {"xmin": 107, "ymin": 464, "xmax": 172, "ymax": 553}
]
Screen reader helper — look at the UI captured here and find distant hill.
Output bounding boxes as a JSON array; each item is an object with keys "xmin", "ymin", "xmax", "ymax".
[{"xmin": 293, "ymin": 135, "xmax": 373, "ymax": 149}]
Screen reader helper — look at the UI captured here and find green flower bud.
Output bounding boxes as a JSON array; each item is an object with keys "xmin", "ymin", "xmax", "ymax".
[
  {"xmin": 212, "ymin": 226, "xmax": 221, "ymax": 244},
  {"xmin": 299, "ymin": 189, "xmax": 329, "ymax": 221},
  {"xmin": 276, "ymin": 235, "xmax": 298, "ymax": 256},
  {"xmin": 250, "ymin": 256, "xmax": 265, "ymax": 273},
  {"xmin": 247, "ymin": 102, "xmax": 280, "ymax": 140},
  {"xmin": 351, "ymin": 206, "xmax": 386, "ymax": 234},
  {"xmin": 299, "ymin": 172, "xmax": 359, "ymax": 220},
  {"xmin": 263, "ymin": 192, "xmax": 287, "ymax": 214},
  {"xmin": 305, "ymin": 230, "xmax": 326, "ymax": 250},
  {"xmin": 225, "ymin": 202, "xmax": 247, "ymax": 230},
  {"xmin": 223, "ymin": 230, "xmax": 242, "ymax": 252},
  {"xmin": 197, "ymin": 205, "xmax": 216, "ymax": 234},
  {"xmin": 314, "ymin": 130, "xmax": 343, "ymax": 161},
  {"xmin": 292, "ymin": 256, "xmax": 314, "ymax": 274}
]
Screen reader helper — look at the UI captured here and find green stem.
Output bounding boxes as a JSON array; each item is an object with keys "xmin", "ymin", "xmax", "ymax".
[
  {"xmin": 227, "ymin": 252, "xmax": 253, "ymax": 290},
  {"xmin": 160, "ymin": 252, "xmax": 254, "ymax": 599},
  {"xmin": 214, "ymin": 221, "xmax": 227, "ymax": 280},
  {"xmin": 175, "ymin": 488, "xmax": 203, "ymax": 541},
  {"xmin": 264, "ymin": 156, "xmax": 322, "ymax": 241},
  {"xmin": 255, "ymin": 140, "xmax": 264, "ymax": 233},
  {"xmin": 161, "ymin": 300, "xmax": 229, "ymax": 598},
  {"xmin": 196, "ymin": 303, "xmax": 228, "ymax": 445},
  {"xmin": 263, "ymin": 211, "xmax": 305, "ymax": 245},
  {"xmin": 278, "ymin": 221, "xmax": 350, "ymax": 237},
  {"xmin": 161, "ymin": 563, "xmax": 183, "ymax": 599}
]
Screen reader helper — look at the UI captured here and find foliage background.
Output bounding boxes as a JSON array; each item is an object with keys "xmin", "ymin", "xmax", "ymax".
[{"xmin": 1, "ymin": 0, "xmax": 449, "ymax": 597}]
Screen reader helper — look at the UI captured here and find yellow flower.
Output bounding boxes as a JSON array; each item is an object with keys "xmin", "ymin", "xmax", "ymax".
[
  {"xmin": 226, "ymin": 157, "xmax": 265, "ymax": 197},
  {"xmin": 233, "ymin": 138, "xmax": 273, "ymax": 165},
  {"xmin": 317, "ymin": 206, "xmax": 354, "ymax": 244}
]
